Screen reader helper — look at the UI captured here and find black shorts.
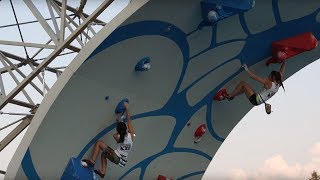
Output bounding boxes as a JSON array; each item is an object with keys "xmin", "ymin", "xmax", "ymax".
[
  {"xmin": 102, "ymin": 146, "xmax": 120, "ymax": 164},
  {"xmin": 248, "ymin": 94, "xmax": 258, "ymax": 106}
]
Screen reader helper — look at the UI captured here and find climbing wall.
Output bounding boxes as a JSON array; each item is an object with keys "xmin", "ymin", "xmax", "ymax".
[{"xmin": 6, "ymin": 0, "xmax": 320, "ymax": 179}]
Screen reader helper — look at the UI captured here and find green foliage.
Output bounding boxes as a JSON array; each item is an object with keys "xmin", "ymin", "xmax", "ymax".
[{"xmin": 309, "ymin": 171, "xmax": 320, "ymax": 180}]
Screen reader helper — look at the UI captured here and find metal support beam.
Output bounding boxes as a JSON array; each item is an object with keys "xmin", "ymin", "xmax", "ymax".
[
  {"xmin": 23, "ymin": 0, "xmax": 59, "ymax": 44},
  {"xmin": 66, "ymin": 45, "xmax": 80, "ymax": 52},
  {"xmin": 0, "ymin": 104, "xmax": 37, "ymax": 151},
  {"xmin": 0, "ymin": 50, "xmax": 26, "ymax": 62},
  {"xmin": 76, "ymin": 0, "xmax": 87, "ymax": 15},
  {"xmin": 0, "ymin": 0, "xmax": 115, "ymax": 109},
  {"xmin": 63, "ymin": 17, "xmax": 85, "ymax": 47},
  {"xmin": 0, "ymin": 117, "xmax": 26, "ymax": 131},
  {"xmin": 80, "ymin": 14, "xmax": 97, "ymax": 35},
  {"xmin": 10, "ymin": 99, "xmax": 35, "ymax": 109},
  {"xmin": 0, "ymin": 50, "xmax": 61, "ymax": 74},
  {"xmin": 0, "ymin": 74, "xmax": 5, "ymax": 96},
  {"xmin": 31, "ymin": 39, "xmax": 53, "ymax": 59},
  {"xmin": 53, "ymin": 0, "xmax": 106, "ymax": 25},
  {"xmin": 0, "ymin": 117, "xmax": 31, "ymax": 152},
  {"xmin": 0, "ymin": 54, "xmax": 44, "ymax": 96},
  {"xmin": 59, "ymin": 0, "xmax": 67, "ymax": 43},
  {"xmin": 46, "ymin": 0, "xmax": 60, "ymax": 35},
  {"xmin": 0, "ymin": 58, "xmax": 35, "ymax": 105},
  {"xmin": 65, "ymin": 15, "xmax": 91, "ymax": 41},
  {"xmin": 56, "ymin": 71, "xmax": 62, "ymax": 78},
  {"xmin": 52, "ymin": 66, "xmax": 67, "ymax": 70},
  {"xmin": 0, "ymin": 61, "xmax": 28, "ymax": 74},
  {"xmin": 0, "ymin": 15, "xmax": 74, "ymax": 29},
  {"xmin": 0, "ymin": 111, "xmax": 34, "ymax": 116},
  {"xmin": 50, "ymin": 1, "xmax": 93, "ymax": 50},
  {"xmin": 28, "ymin": 63, "xmax": 50, "ymax": 92},
  {"xmin": 0, "ymin": 40, "xmax": 56, "ymax": 49},
  {"xmin": 50, "ymin": 1, "xmax": 85, "ymax": 47}
]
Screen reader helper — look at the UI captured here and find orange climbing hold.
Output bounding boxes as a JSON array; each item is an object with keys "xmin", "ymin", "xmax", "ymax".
[
  {"xmin": 266, "ymin": 32, "xmax": 318, "ymax": 66},
  {"xmin": 213, "ymin": 88, "xmax": 227, "ymax": 101}
]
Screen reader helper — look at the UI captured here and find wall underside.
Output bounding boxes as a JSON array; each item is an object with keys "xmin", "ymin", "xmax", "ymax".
[{"xmin": 7, "ymin": 0, "xmax": 320, "ymax": 179}]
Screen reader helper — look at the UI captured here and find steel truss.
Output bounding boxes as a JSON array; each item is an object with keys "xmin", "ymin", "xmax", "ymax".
[{"xmin": 0, "ymin": 0, "xmax": 117, "ymax": 156}]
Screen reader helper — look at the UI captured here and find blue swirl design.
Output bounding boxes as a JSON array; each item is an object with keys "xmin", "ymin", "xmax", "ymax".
[{"xmin": 21, "ymin": 1, "xmax": 320, "ymax": 179}]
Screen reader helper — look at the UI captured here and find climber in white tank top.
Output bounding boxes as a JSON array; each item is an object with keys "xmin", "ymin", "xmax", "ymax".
[
  {"xmin": 115, "ymin": 130, "xmax": 133, "ymax": 167},
  {"xmin": 221, "ymin": 62, "xmax": 286, "ymax": 114},
  {"xmin": 256, "ymin": 82, "xmax": 280, "ymax": 105},
  {"xmin": 82, "ymin": 102, "xmax": 134, "ymax": 178}
]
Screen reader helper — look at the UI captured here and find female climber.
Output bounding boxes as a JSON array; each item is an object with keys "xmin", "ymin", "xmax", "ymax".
[
  {"xmin": 82, "ymin": 102, "xmax": 134, "ymax": 178},
  {"xmin": 215, "ymin": 62, "xmax": 285, "ymax": 114}
]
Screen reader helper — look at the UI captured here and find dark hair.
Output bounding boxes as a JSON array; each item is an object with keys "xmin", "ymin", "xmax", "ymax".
[
  {"xmin": 265, "ymin": 104, "xmax": 272, "ymax": 114},
  {"xmin": 270, "ymin": 71, "xmax": 285, "ymax": 91},
  {"xmin": 117, "ymin": 122, "xmax": 127, "ymax": 143}
]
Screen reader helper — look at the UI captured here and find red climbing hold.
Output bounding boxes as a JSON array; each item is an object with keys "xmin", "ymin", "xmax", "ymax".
[
  {"xmin": 157, "ymin": 175, "xmax": 173, "ymax": 180},
  {"xmin": 194, "ymin": 124, "xmax": 206, "ymax": 143},
  {"xmin": 266, "ymin": 32, "xmax": 318, "ymax": 66},
  {"xmin": 213, "ymin": 88, "xmax": 227, "ymax": 101},
  {"xmin": 194, "ymin": 124, "xmax": 206, "ymax": 137}
]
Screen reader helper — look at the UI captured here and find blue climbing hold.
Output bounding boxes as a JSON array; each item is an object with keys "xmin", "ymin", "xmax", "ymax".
[
  {"xmin": 135, "ymin": 57, "xmax": 151, "ymax": 71},
  {"xmin": 115, "ymin": 98, "xmax": 129, "ymax": 114},
  {"xmin": 198, "ymin": 0, "xmax": 255, "ymax": 29},
  {"xmin": 61, "ymin": 157, "xmax": 97, "ymax": 180}
]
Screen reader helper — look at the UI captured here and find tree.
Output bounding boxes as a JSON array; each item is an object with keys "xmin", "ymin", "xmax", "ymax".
[{"xmin": 309, "ymin": 171, "xmax": 320, "ymax": 180}]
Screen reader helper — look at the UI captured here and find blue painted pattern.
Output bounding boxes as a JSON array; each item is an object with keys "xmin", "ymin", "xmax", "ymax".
[
  {"xmin": 22, "ymin": 149, "xmax": 40, "ymax": 180},
  {"xmin": 21, "ymin": 1, "xmax": 320, "ymax": 179},
  {"xmin": 177, "ymin": 170, "xmax": 206, "ymax": 180}
]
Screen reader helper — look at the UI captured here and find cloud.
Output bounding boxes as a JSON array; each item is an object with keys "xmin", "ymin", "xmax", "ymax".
[
  {"xmin": 312, "ymin": 157, "xmax": 320, "ymax": 164},
  {"xmin": 229, "ymin": 169, "xmax": 248, "ymax": 180},
  {"xmin": 259, "ymin": 154, "xmax": 302, "ymax": 179},
  {"xmin": 227, "ymin": 155, "xmax": 303, "ymax": 179},
  {"xmin": 309, "ymin": 142, "xmax": 320, "ymax": 158},
  {"xmin": 223, "ymin": 142, "xmax": 320, "ymax": 180}
]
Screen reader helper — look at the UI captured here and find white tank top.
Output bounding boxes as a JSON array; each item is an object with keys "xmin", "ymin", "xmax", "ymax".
[
  {"xmin": 257, "ymin": 82, "xmax": 279, "ymax": 105},
  {"xmin": 115, "ymin": 133, "xmax": 133, "ymax": 167}
]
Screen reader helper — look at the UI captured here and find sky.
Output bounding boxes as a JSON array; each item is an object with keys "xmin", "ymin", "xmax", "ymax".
[{"xmin": 1, "ymin": 1, "xmax": 320, "ymax": 180}]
